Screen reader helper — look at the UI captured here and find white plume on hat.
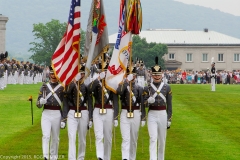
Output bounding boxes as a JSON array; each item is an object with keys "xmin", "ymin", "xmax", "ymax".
[{"xmin": 211, "ymin": 57, "xmax": 214, "ymax": 64}]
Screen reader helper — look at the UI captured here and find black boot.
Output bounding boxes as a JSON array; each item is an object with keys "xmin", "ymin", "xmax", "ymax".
[
  {"xmin": 98, "ymin": 158, "xmax": 103, "ymax": 160},
  {"xmin": 123, "ymin": 159, "xmax": 127, "ymax": 160},
  {"xmin": 44, "ymin": 158, "xmax": 47, "ymax": 160}
]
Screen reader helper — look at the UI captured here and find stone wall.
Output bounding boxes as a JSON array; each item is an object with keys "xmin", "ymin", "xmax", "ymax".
[{"xmin": 0, "ymin": 14, "xmax": 8, "ymax": 53}]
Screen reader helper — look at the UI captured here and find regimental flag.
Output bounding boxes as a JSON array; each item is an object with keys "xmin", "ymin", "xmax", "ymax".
[
  {"xmin": 126, "ymin": 0, "xmax": 142, "ymax": 34},
  {"xmin": 51, "ymin": 0, "xmax": 81, "ymax": 87},
  {"xmin": 105, "ymin": 0, "xmax": 132, "ymax": 93},
  {"xmin": 83, "ymin": 0, "xmax": 109, "ymax": 77}
]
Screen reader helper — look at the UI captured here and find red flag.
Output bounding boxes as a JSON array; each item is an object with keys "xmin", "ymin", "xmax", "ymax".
[{"xmin": 52, "ymin": 0, "xmax": 81, "ymax": 87}]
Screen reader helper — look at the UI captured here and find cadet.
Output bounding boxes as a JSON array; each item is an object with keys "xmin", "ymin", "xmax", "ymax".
[
  {"xmin": 144, "ymin": 57, "xmax": 172, "ymax": 160},
  {"xmin": 62, "ymin": 65, "xmax": 90, "ymax": 160},
  {"xmin": 36, "ymin": 66, "xmax": 65, "ymax": 160},
  {"xmin": 210, "ymin": 57, "xmax": 216, "ymax": 91},
  {"xmin": 136, "ymin": 59, "xmax": 146, "ymax": 88},
  {"xmin": 0, "ymin": 53, "xmax": 6, "ymax": 90},
  {"xmin": 18, "ymin": 61, "xmax": 24, "ymax": 84},
  {"xmin": 116, "ymin": 65, "xmax": 146, "ymax": 160},
  {"xmin": 88, "ymin": 55, "xmax": 119, "ymax": 160}
]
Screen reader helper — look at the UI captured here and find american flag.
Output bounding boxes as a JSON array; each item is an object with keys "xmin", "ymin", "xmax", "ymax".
[{"xmin": 51, "ymin": 0, "xmax": 81, "ymax": 87}]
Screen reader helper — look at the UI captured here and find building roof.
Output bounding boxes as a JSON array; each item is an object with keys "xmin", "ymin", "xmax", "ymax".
[{"xmin": 109, "ymin": 29, "xmax": 240, "ymax": 46}]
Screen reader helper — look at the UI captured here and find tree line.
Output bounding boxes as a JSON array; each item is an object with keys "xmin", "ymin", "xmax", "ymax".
[{"xmin": 29, "ymin": 19, "xmax": 168, "ymax": 68}]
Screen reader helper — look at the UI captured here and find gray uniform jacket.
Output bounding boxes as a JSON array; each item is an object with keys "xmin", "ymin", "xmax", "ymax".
[
  {"xmin": 7, "ymin": 64, "xmax": 12, "ymax": 76},
  {"xmin": 88, "ymin": 78, "xmax": 119, "ymax": 121},
  {"xmin": 62, "ymin": 81, "xmax": 89, "ymax": 121},
  {"xmin": 136, "ymin": 68, "xmax": 146, "ymax": 80},
  {"xmin": 116, "ymin": 80, "xmax": 146, "ymax": 121},
  {"xmin": 19, "ymin": 64, "xmax": 24, "ymax": 75},
  {"xmin": 0, "ymin": 63, "xmax": 5, "ymax": 78},
  {"xmin": 24, "ymin": 64, "xmax": 30, "ymax": 76},
  {"xmin": 144, "ymin": 82, "xmax": 172, "ymax": 121},
  {"xmin": 12, "ymin": 64, "xmax": 18, "ymax": 75},
  {"xmin": 36, "ymin": 82, "xmax": 65, "ymax": 112}
]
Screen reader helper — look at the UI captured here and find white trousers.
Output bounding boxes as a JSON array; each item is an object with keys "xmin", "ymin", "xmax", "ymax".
[
  {"xmin": 148, "ymin": 110, "xmax": 167, "ymax": 160},
  {"xmin": 67, "ymin": 110, "xmax": 89, "ymax": 160},
  {"xmin": 120, "ymin": 109, "xmax": 141, "ymax": 160},
  {"xmin": 0, "ymin": 77, "xmax": 4, "ymax": 89},
  {"xmin": 18, "ymin": 75, "xmax": 24, "ymax": 84},
  {"xmin": 211, "ymin": 77, "xmax": 215, "ymax": 91},
  {"xmin": 93, "ymin": 108, "xmax": 113, "ymax": 160},
  {"xmin": 41, "ymin": 109, "xmax": 61, "ymax": 160}
]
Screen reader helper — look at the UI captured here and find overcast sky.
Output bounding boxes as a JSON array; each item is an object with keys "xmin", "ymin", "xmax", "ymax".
[{"xmin": 174, "ymin": 0, "xmax": 240, "ymax": 16}]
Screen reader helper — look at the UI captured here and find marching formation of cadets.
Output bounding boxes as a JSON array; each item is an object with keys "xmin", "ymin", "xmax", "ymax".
[
  {"xmin": 0, "ymin": 51, "xmax": 44, "ymax": 90},
  {"xmin": 36, "ymin": 54, "xmax": 172, "ymax": 160}
]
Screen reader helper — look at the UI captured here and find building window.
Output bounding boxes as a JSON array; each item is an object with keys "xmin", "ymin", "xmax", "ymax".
[
  {"xmin": 202, "ymin": 53, "xmax": 208, "ymax": 62},
  {"xmin": 218, "ymin": 53, "xmax": 224, "ymax": 62},
  {"xmin": 186, "ymin": 53, "xmax": 192, "ymax": 62},
  {"xmin": 234, "ymin": 53, "xmax": 240, "ymax": 62},
  {"xmin": 169, "ymin": 53, "xmax": 175, "ymax": 60}
]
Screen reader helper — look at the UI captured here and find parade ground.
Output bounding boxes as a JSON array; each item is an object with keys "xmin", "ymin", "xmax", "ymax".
[{"xmin": 0, "ymin": 83, "xmax": 239, "ymax": 160}]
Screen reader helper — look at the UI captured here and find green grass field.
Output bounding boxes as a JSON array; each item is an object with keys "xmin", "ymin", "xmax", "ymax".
[{"xmin": 0, "ymin": 83, "xmax": 240, "ymax": 160}]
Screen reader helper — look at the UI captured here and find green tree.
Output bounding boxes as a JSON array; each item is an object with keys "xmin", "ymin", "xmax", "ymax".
[
  {"xmin": 29, "ymin": 19, "xmax": 85, "ymax": 66},
  {"xmin": 132, "ymin": 35, "xmax": 168, "ymax": 69}
]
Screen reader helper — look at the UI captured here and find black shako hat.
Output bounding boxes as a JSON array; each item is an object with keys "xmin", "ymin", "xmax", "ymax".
[
  {"xmin": 151, "ymin": 56, "xmax": 162, "ymax": 75},
  {"xmin": 79, "ymin": 65, "xmax": 85, "ymax": 73},
  {"xmin": 49, "ymin": 65, "xmax": 54, "ymax": 74},
  {"xmin": 126, "ymin": 66, "xmax": 137, "ymax": 75}
]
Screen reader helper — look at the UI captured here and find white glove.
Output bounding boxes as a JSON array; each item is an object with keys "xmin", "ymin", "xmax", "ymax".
[
  {"xmin": 88, "ymin": 121, "xmax": 93, "ymax": 129},
  {"xmin": 99, "ymin": 71, "xmax": 106, "ymax": 79},
  {"xmin": 114, "ymin": 120, "xmax": 118, "ymax": 127},
  {"xmin": 141, "ymin": 121, "xmax": 146, "ymax": 127},
  {"xmin": 75, "ymin": 72, "xmax": 81, "ymax": 81},
  {"xmin": 61, "ymin": 122, "xmax": 66, "ymax": 129},
  {"xmin": 127, "ymin": 74, "xmax": 133, "ymax": 81},
  {"xmin": 147, "ymin": 97, "xmax": 155, "ymax": 104},
  {"xmin": 39, "ymin": 98, "xmax": 47, "ymax": 105},
  {"xmin": 167, "ymin": 121, "xmax": 171, "ymax": 129}
]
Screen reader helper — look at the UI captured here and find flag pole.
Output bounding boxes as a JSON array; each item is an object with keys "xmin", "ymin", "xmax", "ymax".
[
  {"xmin": 100, "ymin": 53, "xmax": 106, "ymax": 114},
  {"xmin": 75, "ymin": 1, "xmax": 81, "ymax": 118},
  {"xmin": 128, "ymin": 39, "xmax": 134, "ymax": 118},
  {"xmin": 126, "ymin": 0, "xmax": 134, "ymax": 118}
]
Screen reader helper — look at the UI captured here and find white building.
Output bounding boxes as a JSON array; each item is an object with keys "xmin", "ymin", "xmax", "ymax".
[
  {"xmin": 0, "ymin": 14, "xmax": 8, "ymax": 53},
  {"xmin": 109, "ymin": 29, "xmax": 240, "ymax": 71}
]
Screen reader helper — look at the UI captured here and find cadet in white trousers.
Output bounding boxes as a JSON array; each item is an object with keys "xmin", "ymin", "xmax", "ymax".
[
  {"xmin": 144, "ymin": 57, "xmax": 172, "ymax": 160},
  {"xmin": 62, "ymin": 65, "xmax": 90, "ymax": 160},
  {"xmin": 0, "ymin": 53, "xmax": 6, "ymax": 90},
  {"xmin": 37, "ymin": 66, "xmax": 65, "ymax": 160},
  {"xmin": 116, "ymin": 66, "xmax": 146, "ymax": 160},
  {"xmin": 88, "ymin": 59, "xmax": 119, "ymax": 160},
  {"xmin": 210, "ymin": 61, "xmax": 216, "ymax": 91}
]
